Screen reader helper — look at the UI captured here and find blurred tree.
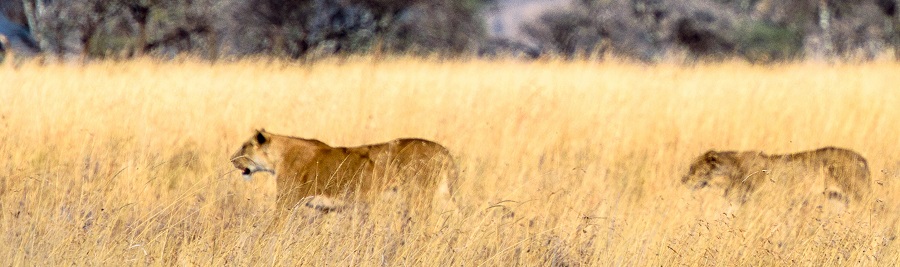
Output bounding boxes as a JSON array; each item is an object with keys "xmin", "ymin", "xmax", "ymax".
[
  {"xmin": 523, "ymin": 0, "xmax": 891, "ymax": 62},
  {"xmin": 386, "ymin": 0, "xmax": 484, "ymax": 54},
  {"xmin": 6, "ymin": 0, "xmax": 891, "ymax": 62},
  {"xmin": 236, "ymin": 0, "xmax": 312, "ymax": 57},
  {"xmin": 735, "ymin": 21, "xmax": 802, "ymax": 62},
  {"xmin": 229, "ymin": 0, "xmax": 484, "ymax": 59},
  {"xmin": 885, "ymin": 0, "xmax": 900, "ymax": 59},
  {"xmin": 118, "ymin": 0, "xmax": 155, "ymax": 56},
  {"xmin": 139, "ymin": 0, "xmax": 217, "ymax": 57},
  {"xmin": 758, "ymin": 0, "xmax": 889, "ymax": 60},
  {"xmin": 73, "ymin": 0, "xmax": 113, "ymax": 58},
  {"xmin": 1, "ymin": 0, "xmax": 42, "ymax": 59},
  {"xmin": 896, "ymin": 0, "xmax": 900, "ymax": 60},
  {"xmin": 0, "ymin": 0, "xmax": 27, "ymax": 26},
  {"xmin": 818, "ymin": 0, "xmax": 834, "ymax": 58},
  {"xmin": 30, "ymin": 0, "xmax": 219, "ymax": 59},
  {"xmin": 523, "ymin": 0, "xmax": 740, "ymax": 61},
  {"xmin": 0, "ymin": 12, "xmax": 40, "ymax": 57}
]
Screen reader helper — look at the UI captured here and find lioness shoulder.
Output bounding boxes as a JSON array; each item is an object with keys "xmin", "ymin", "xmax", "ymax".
[
  {"xmin": 682, "ymin": 147, "xmax": 871, "ymax": 204},
  {"xmin": 231, "ymin": 129, "xmax": 457, "ymax": 213}
]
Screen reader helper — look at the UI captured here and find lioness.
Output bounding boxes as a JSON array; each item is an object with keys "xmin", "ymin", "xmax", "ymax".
[
  {"xmin": 231, "ymin": 129, "xmax": 457, "ymax": 214},
  {"xmin": 682, "ymin": 147, "xmax": 871, "ymax": 204}
]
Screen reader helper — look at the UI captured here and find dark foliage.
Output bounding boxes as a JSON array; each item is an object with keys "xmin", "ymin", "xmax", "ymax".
[{"xmin": 0, "ymin": 0, "xmax": 897, "ymax": 62}]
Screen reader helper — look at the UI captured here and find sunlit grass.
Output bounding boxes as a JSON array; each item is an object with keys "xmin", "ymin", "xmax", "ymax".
[{"xmin": 1, "ymin": 57, "xmax": 899, "ymax": 265}]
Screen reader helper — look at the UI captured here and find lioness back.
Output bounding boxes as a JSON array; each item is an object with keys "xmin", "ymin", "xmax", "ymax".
[
  {"xmin": 348, "ymin": 138, "xmax": 456, "ymax": 194},
  {"xmin": 682, "ymin": 147, "xmax": 871, "ymax": 204},
  {"xmin": 231, "ymin": 130, "xmax": 457, "ymax": 214}
]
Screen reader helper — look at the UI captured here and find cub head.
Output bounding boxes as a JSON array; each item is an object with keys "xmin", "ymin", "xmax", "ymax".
[
  {"xmin": 681, "ymin": 151, "xmax": 740, "ymax": 191},
  {"xmin": 231, "ymin": 129, "xmax": 276, "ymax": 180}
]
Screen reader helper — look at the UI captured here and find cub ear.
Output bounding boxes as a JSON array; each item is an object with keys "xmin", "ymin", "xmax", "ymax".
[{"xmin": 254, "ymin": 129, "xmax": 268, "ymax": 145}]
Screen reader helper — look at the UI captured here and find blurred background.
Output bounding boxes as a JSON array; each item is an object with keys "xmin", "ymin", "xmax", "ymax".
[
  {"xmin": 0, "ymin": 0, "xmax": 899, "ymax": 62},
  {"xmin": 2, "ymin": 1, "xmax": 900, "ymax": 265}
]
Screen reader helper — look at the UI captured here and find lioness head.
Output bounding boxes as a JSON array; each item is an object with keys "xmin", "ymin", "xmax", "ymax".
[
  {"xmin": 682, "ymin": 151, "xmax": 741, "ymax": 191},
  {"xmin": 231, "ymin": 129, "xmax": 276, "ymax": 180}
]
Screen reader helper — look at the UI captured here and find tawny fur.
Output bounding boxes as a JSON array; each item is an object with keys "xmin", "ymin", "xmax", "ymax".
[
  {"xmin": 682, "ymin": 147, "xmax": 871, "ymax": 203},
  {"xmin": 231, "ymin": 129, "xmax": 457, "ymax": 213}
]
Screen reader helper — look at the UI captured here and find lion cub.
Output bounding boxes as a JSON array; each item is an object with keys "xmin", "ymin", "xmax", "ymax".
[
  {"xmin": 231, "ymin": 129, "xmax": 457, "ymax": 215},
  {"xmin": 682, "ymin": 147, "xmax": 871, "ymax": 204}
]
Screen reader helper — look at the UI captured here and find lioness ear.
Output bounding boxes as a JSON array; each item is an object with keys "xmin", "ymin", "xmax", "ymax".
[
  {"xmin": 705, "ymin": 151, "xmax": 719, "ymax": 165},
  {"xmin": 255, "ymin": 130, "xmax": 268, "ymax": 145}
]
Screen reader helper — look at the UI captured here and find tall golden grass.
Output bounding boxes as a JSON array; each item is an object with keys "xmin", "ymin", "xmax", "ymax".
[{"xmin": 1, "ymin": 57, "xmax": 899, "ymax": 265}]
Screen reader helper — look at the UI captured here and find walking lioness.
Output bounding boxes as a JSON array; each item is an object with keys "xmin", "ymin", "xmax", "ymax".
[
  {"xmin": 682, "ymin": 147, "xmax": 871, "ymax": 204},
  {"xmin": 231, "ymin": 129, "xmax": 457, "ymax": 214}
]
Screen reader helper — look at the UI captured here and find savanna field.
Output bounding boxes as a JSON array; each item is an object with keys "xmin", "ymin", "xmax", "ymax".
[{"xmin": 2, "ymin": 57, "xmax": 900, "ymax": 265}]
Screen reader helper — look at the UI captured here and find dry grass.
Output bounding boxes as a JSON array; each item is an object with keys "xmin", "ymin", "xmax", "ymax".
[{"xmin": 1, "ymin": 57, "xmax": 899, "ymax": 265}]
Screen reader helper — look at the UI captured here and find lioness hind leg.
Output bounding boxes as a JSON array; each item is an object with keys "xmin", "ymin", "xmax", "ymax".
[
  {"xmin": 432, "ymin": 172, "xmax": 457, "ymax": 211},
  {"xmin": 300, "ymin": 195, "xmax": 349, "ymax": 213}
]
